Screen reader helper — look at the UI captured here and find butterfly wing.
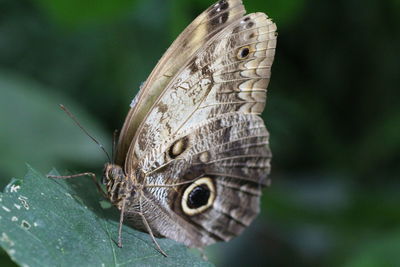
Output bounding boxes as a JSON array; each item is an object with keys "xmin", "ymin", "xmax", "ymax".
[
  {"xmin": 123, "ymin": 8, "xmax": 277, "ymax": 247},
  {"xmin": 127, "ymin": 11, "xmax": 276, "ymax": 172},
  {"xmin": 137, "ymin": 113, "xmax": 271, "ymax": 247},
  {"xmin": 116, "ymin": 0, "xmax": 246, "ymax": 165}
]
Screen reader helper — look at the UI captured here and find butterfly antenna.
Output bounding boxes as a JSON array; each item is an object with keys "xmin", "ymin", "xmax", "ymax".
[
  {"xmin": 112, "ymin": 129, "xmax": 119, "ymax": 164},
  {"xmin": 59, "ymin": 104, "xmax": 112, "ymax": 162}
]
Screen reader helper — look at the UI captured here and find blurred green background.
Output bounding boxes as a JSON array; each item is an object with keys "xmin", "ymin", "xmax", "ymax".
[{"xmin": 1, "ymin": 0, "xmax": 399, "ymax": 266}]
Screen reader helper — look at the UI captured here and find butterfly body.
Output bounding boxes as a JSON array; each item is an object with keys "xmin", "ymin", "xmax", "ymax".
[{"xmin": 103, "ymin": 0, "xmax": 277, "ymax": 248}]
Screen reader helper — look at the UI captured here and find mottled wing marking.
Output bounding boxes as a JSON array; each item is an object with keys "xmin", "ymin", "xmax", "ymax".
[
  {"xmin": 126, "ymin": 12, "xmax": 276, "ymax": 173},
  {"xmin": 116, "ymin": 0, "xmax": 245, "ymax": 165},
  {"xmin": 138, "ymin": 113, "xmax": 271, "ymax": 247},
  {"xmin": 118, "ymin": 0, "xmax": 277, "ymax": 248}
]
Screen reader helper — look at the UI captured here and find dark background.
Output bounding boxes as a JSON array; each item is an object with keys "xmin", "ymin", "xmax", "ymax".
[{"xmin": 1, "ymin": 0, "xmax": 399, "ymax": 266}]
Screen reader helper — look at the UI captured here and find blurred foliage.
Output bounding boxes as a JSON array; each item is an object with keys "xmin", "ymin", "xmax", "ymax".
[
  {"xmin": 32, "ymin": 0, "xmax": 139, "ymax": 28},
  {"xmin": 0, "ymin": 72, "xmax": 108, "ymax": 189},
  {"xmin": 0, "ymin": 0, "xmax": 399, "ymax": 266}
]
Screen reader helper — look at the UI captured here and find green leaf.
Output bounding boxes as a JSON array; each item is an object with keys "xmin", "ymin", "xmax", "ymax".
[{"xmin": 0, "ymin": 166, "xmax": 212, "ymax": 266}]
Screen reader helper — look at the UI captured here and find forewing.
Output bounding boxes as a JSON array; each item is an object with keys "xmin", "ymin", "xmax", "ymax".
[
  {"xmin": 126, "ymin": 12, "xmax": 277, "ymax": 173},
  {"xmin": 116, "ymin": 0, "xmax": 246, "ymax": 165}
]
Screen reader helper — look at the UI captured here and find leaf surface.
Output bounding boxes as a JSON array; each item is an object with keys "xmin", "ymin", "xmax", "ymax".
[{"xmin": 0, "ymin": 167, "xmax": 212, "ymax": 267}]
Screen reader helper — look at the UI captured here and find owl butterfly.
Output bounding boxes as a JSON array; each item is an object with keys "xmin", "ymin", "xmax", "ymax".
[{"xmin": 51, "ymin": 0, "xmax": 277, "ymax": 256}]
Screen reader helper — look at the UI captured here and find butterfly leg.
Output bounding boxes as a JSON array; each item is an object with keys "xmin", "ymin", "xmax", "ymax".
[
  {"xmin": 139, "ymin": 195, "xmax": 168, "ymax": 257},
  {"xmin": 117, "ymin": 198, "xmax": 126, "ymax": 248},
  {"xmin": 47, "ymin": 172, "xmax": 108, "ymax": 199}
]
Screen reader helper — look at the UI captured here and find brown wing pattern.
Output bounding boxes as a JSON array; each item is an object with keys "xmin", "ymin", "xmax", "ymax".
[
  {"xmin": 137, "ymin": 113, "xmax": 271, "ymax": 247},
  {"xmin": 116, "ymin": 0, "xmax": 246, "ymax": 165},
  {"xmin": 121, "ymin": 2, "xmax": 277, "ymax": 248},
  {"xmin": 125, "ymin": 12, "xmax": 276, "ymax": 174}
]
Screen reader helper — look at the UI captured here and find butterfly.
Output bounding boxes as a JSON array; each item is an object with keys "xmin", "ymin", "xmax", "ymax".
[{"xmin": 51, "ymin": 0, "xmax": 277, "ymax": 256}]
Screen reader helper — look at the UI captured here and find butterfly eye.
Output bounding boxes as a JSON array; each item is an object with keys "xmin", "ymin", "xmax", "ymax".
[
  {"xmin": 237, "ymin": 46, "xmax": 250, "ymax": 60},
  {"xmin": 181, "ymin": 177, "xmax": 216, "ymax": 216}
]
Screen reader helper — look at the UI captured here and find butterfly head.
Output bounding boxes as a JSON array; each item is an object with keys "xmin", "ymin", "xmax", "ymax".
[{"xmin": 103, "ymin": 163, "xmax": 136, "ymax": 209}]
